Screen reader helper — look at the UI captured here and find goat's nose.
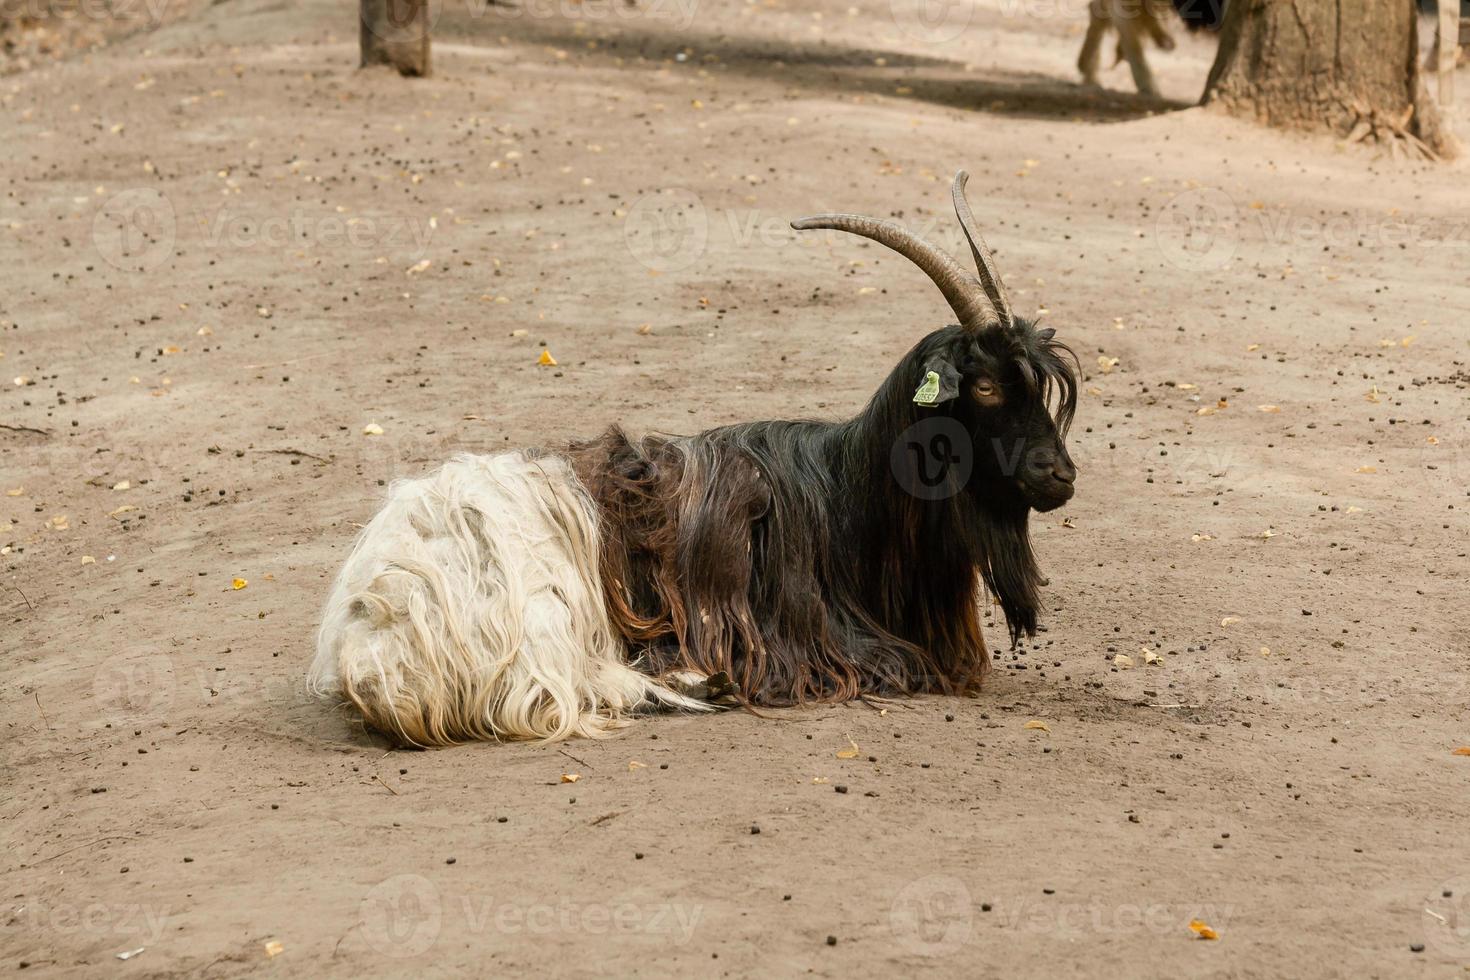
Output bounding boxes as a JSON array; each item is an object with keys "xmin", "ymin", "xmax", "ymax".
[{"xmin": 1051, "ymin": 461, "xmax": 1076, "ymax": 484}]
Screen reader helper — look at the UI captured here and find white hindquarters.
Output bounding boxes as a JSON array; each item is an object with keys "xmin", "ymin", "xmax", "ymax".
[{"xmin": 309, "ymin": 451, "xmax": 706, "ymax": 745}]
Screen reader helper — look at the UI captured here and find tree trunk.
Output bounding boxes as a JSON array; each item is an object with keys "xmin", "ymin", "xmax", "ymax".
[
  {"xmin": 360, "ymin": 0, "xmax": 430, "ymax": 78},
  {"xmin": 1202, "ymin": 0, "xmax": 1455, "ymax": 160}
]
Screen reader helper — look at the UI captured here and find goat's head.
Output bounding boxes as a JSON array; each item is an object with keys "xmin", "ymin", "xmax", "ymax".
[{"xmin": 793, "ymin": 170, "xmax": 1079, "ymax": 513}]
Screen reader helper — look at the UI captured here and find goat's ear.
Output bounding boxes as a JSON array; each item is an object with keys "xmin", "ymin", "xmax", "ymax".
[
  {"xmin": 913, "ymin": 356, "xmax": 962, "ymax": 407},
  {"xmin": 1037, "ymin": 327, "xmax": 1056, "ymax": 342}
]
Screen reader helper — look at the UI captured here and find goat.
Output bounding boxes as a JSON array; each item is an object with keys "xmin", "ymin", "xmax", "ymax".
[
  {"xmin": 309, "ymin": 171, "xmax": 1080, "ymax": 747},
  {"xmin": 1078, "ymin": 0, "xmax": 1224, "ymax": 98}
]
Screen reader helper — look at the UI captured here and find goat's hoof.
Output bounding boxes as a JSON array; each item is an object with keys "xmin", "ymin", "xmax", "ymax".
[
  {"xmin": 666, "ymin": 669, "xmax": 738, "ymax": 705},
  {"xmin": 665, "ymin": 669, "xmax": 712, "ymax": 698}
]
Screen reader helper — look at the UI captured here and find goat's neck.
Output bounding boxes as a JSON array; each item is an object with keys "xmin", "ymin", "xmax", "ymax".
[{"xmin": 833, "ymin": 395, "xmax": 1039, "ymax": 647}]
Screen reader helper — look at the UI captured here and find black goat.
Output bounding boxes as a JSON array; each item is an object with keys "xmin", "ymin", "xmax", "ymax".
[{"xmin": 311, "ymin": 171, "xmax": 1081, "ymax": 745}]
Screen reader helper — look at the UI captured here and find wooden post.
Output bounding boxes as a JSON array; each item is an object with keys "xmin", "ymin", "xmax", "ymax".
[
  {"xmin": 1438, "ymin": 1, "xmax": 1457, "ymax": 108},
  {"xmin": 360, "ymin": 0, "xmax": 431, "ymax": 78}
]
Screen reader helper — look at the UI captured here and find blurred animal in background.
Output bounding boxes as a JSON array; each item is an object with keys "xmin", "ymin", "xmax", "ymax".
[{"xmin": 1078, "ymin": 0, "xmax": 1225, "ymax": 98}]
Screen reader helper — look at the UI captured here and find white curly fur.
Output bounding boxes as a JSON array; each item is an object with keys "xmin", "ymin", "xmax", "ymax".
[{"xmin": 309, "ymin": 451, "xmax": 707, "ymax": 746}]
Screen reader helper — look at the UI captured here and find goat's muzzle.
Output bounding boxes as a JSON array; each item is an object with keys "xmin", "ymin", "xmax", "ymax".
[{"xmin": 1022, "ymin": 453, "xmax": 1076, "ymax": 512}]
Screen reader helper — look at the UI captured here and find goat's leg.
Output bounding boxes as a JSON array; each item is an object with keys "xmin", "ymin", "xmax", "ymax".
[
  {"xmin": 1142, "ymin": 0, "xmax": 1174, "ymax": 49},
  {"xmin": 1116, "ymin": 14, "xmax": 1160, "ymax": 97},
  {"xmin": 1078, "ymin": 0, "xmax": 1109, "ymax": 88}
]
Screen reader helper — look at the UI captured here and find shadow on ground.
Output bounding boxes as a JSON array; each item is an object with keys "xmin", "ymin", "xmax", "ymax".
[{"xmin": 438, "ymin": 2, "xmax": 1193, "ymax": 122}]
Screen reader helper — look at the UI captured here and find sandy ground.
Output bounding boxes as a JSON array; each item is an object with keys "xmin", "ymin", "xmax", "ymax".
[{"xmin": 4, "ymin": 0, "xmax": 1470, "ymax": 976}]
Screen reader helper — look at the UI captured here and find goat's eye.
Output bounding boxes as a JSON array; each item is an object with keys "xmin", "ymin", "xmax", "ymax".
[{"xmin": 973, "ymin": 380, "xmax": 996, "ymax": 396}]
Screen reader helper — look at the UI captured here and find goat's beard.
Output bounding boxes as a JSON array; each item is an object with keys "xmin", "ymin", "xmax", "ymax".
[{"xmin": 967, "ymin": 497, "xmax": 1042, "ymax": 646}]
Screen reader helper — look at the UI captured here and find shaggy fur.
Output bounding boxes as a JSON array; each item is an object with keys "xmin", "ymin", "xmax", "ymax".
[
  {"xmin": 311, "ymin": 321, "xmax": 1076, "ymax": 746},
  {"xmin": 570, "ymin": 321, "xmax": 1077, "ymax": 707},
  {"xmin": 308, "ymin": 451, "xmax": 708, "ymax": 746},
  {"xmin": 312, "ymin": 171, "xmax": 1079, "ymax": 747}
]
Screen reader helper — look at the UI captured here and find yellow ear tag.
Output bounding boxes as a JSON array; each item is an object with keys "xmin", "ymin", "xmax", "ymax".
[{"xmin": 913, "ymin": 370, "xmax": 941, "ymax": 405}]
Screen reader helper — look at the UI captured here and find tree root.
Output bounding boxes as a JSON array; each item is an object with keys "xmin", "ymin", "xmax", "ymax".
[{"xmin": 1345, "ymin": 99, "xmax": 1452, "ymax": 162}]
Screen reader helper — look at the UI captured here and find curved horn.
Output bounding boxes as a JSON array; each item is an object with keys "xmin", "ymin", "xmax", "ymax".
[
  {"xmin": 790, "ymin": 213, "xmax": 1000, "ymax": 331},
  {"xmin": 951, "ymin": 170, "xmax": 1014, "ymax": 328}
]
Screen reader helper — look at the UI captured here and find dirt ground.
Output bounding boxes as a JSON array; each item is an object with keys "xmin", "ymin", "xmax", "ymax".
[{"xmin": 4, "ymin": 0, "xmax": 1470, "ymax": 976}]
